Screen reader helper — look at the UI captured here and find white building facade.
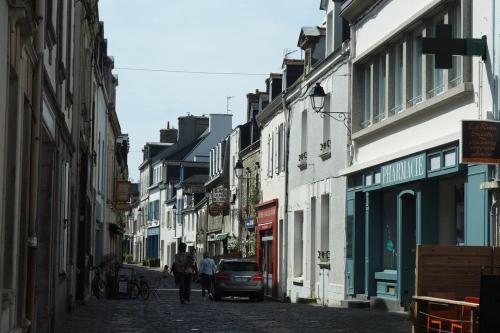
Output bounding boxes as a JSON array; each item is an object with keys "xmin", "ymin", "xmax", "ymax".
[
  {"xmin": 286, "ymin": 1, "xmax": 350, "ymax": 306},
  {"xmin": 339, "ymin": 0, "xmax": 496, "ymax": 310}
]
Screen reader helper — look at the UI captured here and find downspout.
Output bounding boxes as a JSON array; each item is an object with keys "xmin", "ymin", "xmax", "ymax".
[
  {"xmin": 26, "ymin": 0, "xmax": 45, "ymax": 330},
  {"xmin": 281, "ymin": 93, "xmax": 290, "ymax": 302},
  {"xmin": 492, "ymin": 0, "xmax": 500, "ymax": 246}
]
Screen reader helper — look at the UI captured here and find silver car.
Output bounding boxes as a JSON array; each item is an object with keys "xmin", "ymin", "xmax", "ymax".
[{"xmin": 213, "ymin": 259, "xmax": 264, "ymax": 301}]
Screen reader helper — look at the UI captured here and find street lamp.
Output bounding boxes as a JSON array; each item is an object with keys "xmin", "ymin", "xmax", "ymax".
[
  {"xmin": 309, "ymin": 82, "xmax": 326, "ymax": 113},
  {"xmin": 234, "ymin": 159, "xmax": 244, "ymax": 179},
  {"xmin": 309, "ymin": 82, "xmax": 350, "ymax": 131}
]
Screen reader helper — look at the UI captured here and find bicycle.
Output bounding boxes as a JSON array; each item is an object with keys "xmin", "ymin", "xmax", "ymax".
[
  {"xmin": 130, "ymin": 275, "xmax": 150, "ymax": 300},
  {"xmin": 90, "ymin": 264, "xmax": 106, "ymax": 299}
]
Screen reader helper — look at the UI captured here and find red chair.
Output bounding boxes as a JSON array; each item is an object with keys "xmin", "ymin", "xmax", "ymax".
[
  {"xmin": 426, "ymin": 302, "xmax": 458, "ymax": 332},
  {"xmin": 450, "ymin": 297, "xmax": 480, "ymax": 333}
]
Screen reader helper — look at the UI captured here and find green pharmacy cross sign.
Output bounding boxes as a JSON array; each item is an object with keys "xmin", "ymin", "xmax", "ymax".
[{"xmin": 422, "ymin": 24, "xmax": 487, "ymax": 69}]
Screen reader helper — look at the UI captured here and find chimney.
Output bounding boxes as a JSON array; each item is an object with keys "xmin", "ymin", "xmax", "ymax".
[{"xmin": 160, "ymin": 121, "xmax": 178, "ymax": 143}]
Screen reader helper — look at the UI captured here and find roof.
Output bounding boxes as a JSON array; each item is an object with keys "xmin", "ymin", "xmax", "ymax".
[
  {"xmin": 151, "ymin": 131, "xmax": 208, "ymax": 164},
  {"xmin": 297, "ymin": 26, "xmax": 326, "ymax": 48}
]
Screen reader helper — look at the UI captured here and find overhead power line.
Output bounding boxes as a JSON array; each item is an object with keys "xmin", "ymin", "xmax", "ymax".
[{"xmin": 114, "ymin": 67, "xmax": 268, "ymax": 76}]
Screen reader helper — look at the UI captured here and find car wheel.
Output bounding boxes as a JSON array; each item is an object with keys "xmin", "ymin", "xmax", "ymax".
[
  {"xmin": 257, "ymin": 293, "xmax": 264, "ymax": 302},
  {"xmin": 213, "ymin": 293, "xmax": 221, "ymax": 301}
]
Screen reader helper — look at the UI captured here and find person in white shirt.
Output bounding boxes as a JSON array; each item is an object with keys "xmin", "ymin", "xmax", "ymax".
[{"xmin": 198, "ymin": 252, "xmax": 216, "ymax": 299}]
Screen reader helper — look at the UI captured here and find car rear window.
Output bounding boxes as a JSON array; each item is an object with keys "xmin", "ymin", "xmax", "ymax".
[{"xmin": 221, "ymin": 262, "xmax": 259, "ymax": 271}]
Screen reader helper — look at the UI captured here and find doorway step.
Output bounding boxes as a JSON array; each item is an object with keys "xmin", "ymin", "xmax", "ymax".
[
  {"xmin": 370, "ymin": 297, "xmax": 405, "ymax": 312},
  {"xmin": 340, "ymin": 296, "xmax": 370, "ymax": 308}
]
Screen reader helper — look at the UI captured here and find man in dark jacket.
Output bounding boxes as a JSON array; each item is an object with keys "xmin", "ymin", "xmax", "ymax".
[{"xmin": 173, "ymin": 243, "xmax": 194, "ymax": 303}]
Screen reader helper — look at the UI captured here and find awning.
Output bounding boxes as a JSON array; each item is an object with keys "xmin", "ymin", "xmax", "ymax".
[{"xmin": 215, "ymin": 233, "xmax": 229, "ymax": 241}]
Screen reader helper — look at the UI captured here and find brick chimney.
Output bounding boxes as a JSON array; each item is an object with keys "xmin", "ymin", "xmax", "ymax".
[{"xmin": 160, "ymin": 121, "xmax": 178, "ymax": 144}]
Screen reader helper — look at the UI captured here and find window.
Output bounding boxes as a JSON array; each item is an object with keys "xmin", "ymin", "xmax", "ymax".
[
  {"xmin": 301, "ymin": 110, "xmax": 308, "ymax": 154},
  {"xmin": 429, "ymin": 154, "xmax": 441, "ymax": 171},
  {"xmin": 278, "ymin": 123, "xmax": 284, "ymax": 172},
  {"xmin": 391, "ymin": 43, "xmax": 404, "ymax": 114},
  {"xmin": 444, "ymin": 150, "xmax": 456, "ymax": 167},
  {"xmin": 410, "ymin": 34, "xmax": 423, "ymax": 106},
  {"xmin": 354, "ymin": 1, "xmax": 465, "ymax": 133},
  {"xmin": 326, "ymin": 12, "xmax": 334, "ymax": 54},
  {"xmin": 376, "ymin": 55, "xmax": 386, "ymax": 122},
  {"xmin": 321, "ymin": 195, "xmax": 330, "ymax": 251},
  {"xmin": 362, "ymin": 66, "xmax": 372, "ymax": 128},
  {"xmin": 293, "ymin": 211, "xmax": 304, "ymax": 277},
  {"xmin": 323, "ymin": 95, "xmax": 331, "ymax": 142},
  {"xmin": 365, "ymin": 174, "xmax": 373, "ymax": 186},
  {"xmin": 449, "ymin": 4, "xmax": 462, "ymax": 86},
  {"xmin": 429, "ymin": 18, "xmax": 445, "ymax": 97},
  {"xmin": 374, "ymin": 171, "xmax": 381, "ymax": 184}
]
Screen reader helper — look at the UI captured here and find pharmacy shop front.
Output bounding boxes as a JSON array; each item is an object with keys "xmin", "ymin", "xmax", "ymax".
[{"xmin": 345, "ymin": 143, "xmax": 490, "ymax": 308}]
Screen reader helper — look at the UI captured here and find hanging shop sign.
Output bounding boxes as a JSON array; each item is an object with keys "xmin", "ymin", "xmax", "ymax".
[
  {"xmin": 461, "ymin": 120, "xmax": 500, "ymax": 164},
  {"xmin": 208, "ymin": 203, "xmax": 222, "ymax": 216},
  {"xmin": 114, "ymin": 180, "xmax": 131, "ymax": 211},
  {"xmin": 208, "ymin": 186, "xmax": 229, "ymax": 216},
  {"xmin": 211, "ymin": 186, "xmax": 228, "ymax": 204},
  {"xmin": 380, "ymin": 154, "xmax": 426, "ymax": 187}
]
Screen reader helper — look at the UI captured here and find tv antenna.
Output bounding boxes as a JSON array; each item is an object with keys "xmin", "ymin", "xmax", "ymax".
[
  {"xmin": 226, "ymin": 96, "xmax": 235, "ymax": 114},
  {"xmin": 283, "ymin": 48, "xmax": 299, "ymax": 59}
]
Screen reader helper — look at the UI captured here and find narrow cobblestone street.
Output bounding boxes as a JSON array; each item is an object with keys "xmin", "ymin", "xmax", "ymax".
[{"xmin": 58, "ymin": 266, "xmax": 411, "ymax": 333}]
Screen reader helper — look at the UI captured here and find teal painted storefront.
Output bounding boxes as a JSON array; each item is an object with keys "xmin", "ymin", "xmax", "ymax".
[{"xmin": 345, "ymin": 143, "xmax": 492, "ymax": 307}]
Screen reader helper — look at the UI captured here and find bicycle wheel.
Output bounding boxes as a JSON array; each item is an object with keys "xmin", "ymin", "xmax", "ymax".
[
  {"xmin": 140, "ymin": 282, "xmax": 150, "ymax": 300},
  {"xmin": 130, "ymin": 282, "xmax": 140, "ymax": 299}
]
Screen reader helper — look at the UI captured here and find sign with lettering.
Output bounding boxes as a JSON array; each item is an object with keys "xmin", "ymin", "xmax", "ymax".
[
  {"xmin": 381, "ymin": 154, "xmax": 426, "ymax": 187},
  {"xmin": 211, "ymin": 186, "xmax": 228, "ymax": 204},
  {"xmin": 461, "ymin": 120, "xmax": 500, "ymax": 164}
]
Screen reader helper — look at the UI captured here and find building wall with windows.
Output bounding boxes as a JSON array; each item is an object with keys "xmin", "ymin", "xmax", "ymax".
[{"xmin": 340, "ymin": 0, "xmax": 495, "ymax": 309}]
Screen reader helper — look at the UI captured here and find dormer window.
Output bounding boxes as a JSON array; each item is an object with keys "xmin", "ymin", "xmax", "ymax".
[{"xmin": 298, "ymin": 27, "xmax": 326, "ymax": 75}]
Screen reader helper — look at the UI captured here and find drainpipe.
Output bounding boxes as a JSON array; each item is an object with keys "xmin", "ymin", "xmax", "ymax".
[
  {"xmin": 491, "ymin": 0, "xmax": 500, "ymax": 246},
  {"xmin": 281, "ymin": 93, "xmax": 290, "ymax": 302},
  {"xmin": 26, "ymin": 0, "xmax": 45, "ymax": 330}
]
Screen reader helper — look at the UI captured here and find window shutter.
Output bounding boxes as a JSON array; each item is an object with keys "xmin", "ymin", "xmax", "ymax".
[
  {"xmin": 274, "ymin": 128, "xmax": 279, "ymax": 174},
  {"xmin": 267, "ymin": 134, "xmax": 272, "ymax": 177}
]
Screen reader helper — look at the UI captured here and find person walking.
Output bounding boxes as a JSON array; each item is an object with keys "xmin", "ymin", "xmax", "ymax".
[
  {"xmin": 173, "ymin": 243, "xmax": 194, "ymax": 304},
  {"xmin": 198, "ymin": 252, "xmax": 217, "ymax": 300}
]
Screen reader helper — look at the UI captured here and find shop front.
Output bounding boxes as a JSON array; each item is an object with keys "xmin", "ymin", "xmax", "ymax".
[
  {"xmin": 345, "ymin": 143, "xmax": 490, "ymax": 308},
  {"xmin": 256, "ymin": 199, "xmax": 278, "ymax": 298}
]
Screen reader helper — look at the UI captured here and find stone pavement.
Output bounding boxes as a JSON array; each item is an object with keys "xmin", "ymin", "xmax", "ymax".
[{"xmin": 58, "ymin": 265, "xmax": 411, "ymax": 333}]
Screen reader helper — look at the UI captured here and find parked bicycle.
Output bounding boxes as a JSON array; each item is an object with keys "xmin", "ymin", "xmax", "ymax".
[
  {"xmin": 130, "ymin": 275, "xmax": 150, "ymax": 300},
  {"xmin": 90, "ymin": 264, "xmax": 106, "ymax": 299}
]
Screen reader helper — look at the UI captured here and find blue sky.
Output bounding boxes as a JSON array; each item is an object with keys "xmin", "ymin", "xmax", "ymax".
[{"xmin": 98, "ymin": 1, "xmax": 325, "ymax": 182}]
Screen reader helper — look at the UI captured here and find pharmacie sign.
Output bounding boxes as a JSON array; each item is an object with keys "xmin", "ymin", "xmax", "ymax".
[
  {"xmin": 381, "ymin": 154, "xmax": 426, "ymax": 187},
  {"xmin": 461, "ymin": 120, "xmax": 500, "ymax": 164}
]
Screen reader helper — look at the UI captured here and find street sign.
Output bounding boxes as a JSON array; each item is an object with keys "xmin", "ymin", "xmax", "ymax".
[
  {"xmin": 422, "ymin": 24, "xmax": 487, "ymax": 69},
  {"xmin": 461, "ymin": 120, "xmax": 500, "ymax": 164}
]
